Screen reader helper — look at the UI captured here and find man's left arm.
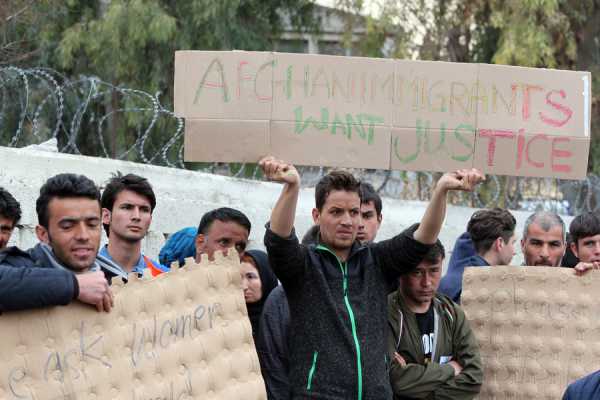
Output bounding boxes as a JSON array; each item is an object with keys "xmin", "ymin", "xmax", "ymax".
[
  {"xmin": 373, "ymin": 170, "xmax": 484, "ymax": 276},
  {"xmin": 432, "ymin": 305, "xmax": 484, "ymax": 400}
]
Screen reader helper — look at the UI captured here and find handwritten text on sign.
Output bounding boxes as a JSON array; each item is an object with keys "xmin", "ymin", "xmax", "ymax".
[
  {"xmin": 0, "ymin": 254, "xmax": 266, "ymax": 400},
  {"xmin": 175, "ymin": 51, "xmax": 591, "ymax": 179}
]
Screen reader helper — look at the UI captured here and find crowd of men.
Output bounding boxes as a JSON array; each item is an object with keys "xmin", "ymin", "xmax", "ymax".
[{"xmin": 0, "ymin": 156, "xmax": 598, "ymax": 400}]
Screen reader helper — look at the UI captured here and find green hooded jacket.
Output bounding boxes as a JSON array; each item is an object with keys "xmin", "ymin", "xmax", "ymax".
[{"xmin": 387, "ymin": 291, "xmax": 483, "ymax": 400}]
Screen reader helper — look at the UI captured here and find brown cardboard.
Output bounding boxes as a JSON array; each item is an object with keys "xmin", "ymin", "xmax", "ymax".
[
  {"xmin": 462, "ymin": 266, "xmax": 600, "ymax": 400},
  {"xmin": 476, "ymin": 64, "xmax": 591, "ymax": 138},
  {"xmin": 175, "ymin": 51, "xmax": 591, "ymax": 179},
  {"xmin": 175, "ymin": 50, "xmax": 274, "ymax": 120},
  {"xmin": 270, "ymin": 121, "xmax": 390, "ymax": 169},
  {"xmin": 271, "ymin": 52, "xmax": 394, "ymax": 126},
  {"xmin": 0, "ymin": 252, "xmax": 266, "ymax": 400},
  {"xmin": 184, "ymin": 119, "xmax": 270, "ymax": 163},
  {"xmin": 390, "ymin": 126, "xmax": 475, "ymax": 172},
  {"xmin": 473, "ymin": 130, "xmax": 589, "ymax": 179},
  {"xmin": 393, "ymin": 60, "xmax": 479, "ymax": 130}
]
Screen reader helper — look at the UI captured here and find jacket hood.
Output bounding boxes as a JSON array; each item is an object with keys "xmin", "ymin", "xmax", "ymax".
[{"xmin": 438, "ymin": 232, "xmax": 488, "ymax": 303}]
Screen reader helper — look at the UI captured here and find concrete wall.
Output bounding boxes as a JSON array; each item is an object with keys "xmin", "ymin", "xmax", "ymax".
[{"xmin": 0, "ymin": 145, "xmax": 572, "ymax": 266}]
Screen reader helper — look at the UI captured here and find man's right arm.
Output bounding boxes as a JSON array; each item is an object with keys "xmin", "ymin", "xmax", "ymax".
[
  {"xmin": 0, "ymin": 264, "xmax": 113, "ymax": 312},
  {"xmin": 0, "ymin": 263, "xmax": 76, "ymax": 312},
  {"xmin": 260, "ymin": 156, "xmax": 307, "ymax": 286}
]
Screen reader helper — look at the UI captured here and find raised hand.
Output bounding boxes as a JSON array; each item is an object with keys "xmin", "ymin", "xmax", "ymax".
[
  {"xmin": 259, "ymin": 156, "xmax": 300, "ymax": 186},
  {"xmin": 436, "ymin": 168, "xmax": 485, "ymax": 193}
]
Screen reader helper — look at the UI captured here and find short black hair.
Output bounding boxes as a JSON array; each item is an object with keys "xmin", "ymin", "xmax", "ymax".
[
  {"xmin": 360, "ymin": 182, "xmax": 382, "ymax": 217},
  {"xmin": 569, "ymin": 212, "xmax": 600, "ymax": 247},
  {"xmin": 315, "ymin": 170, "xmax": 360, "ymax": 211},
  {"xmin": 467, "ymin": 208, "xmax": 516, "ymax": 254},
  {"xmin": 423, "ymin": 239, "xmax": 445, "ymax": 264},
  {"xmin": 101, "ymin": 172, "xmax": 156, "ymax": 235},
  {"xmin": 36, "ymin": 174, "xmax": 101, "ymax": 228},
  {"xmin": 0, "ymin": 187, "xmax": 22, "ymax": 227},
  {"xmin": 197, "ymin": 207, "xmax": 251, "ymax": 236}
]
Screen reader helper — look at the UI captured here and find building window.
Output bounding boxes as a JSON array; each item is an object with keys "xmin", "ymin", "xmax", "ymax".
[{"xmin": 275, "ymin": 39, "xmax": 308, "ymax": 53}]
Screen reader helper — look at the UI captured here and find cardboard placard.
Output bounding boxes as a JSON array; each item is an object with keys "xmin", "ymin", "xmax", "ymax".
[
  {"xmin": 0, "ymin": 253, "xmax": 266, "ymax": 400},
  {"xmin": 176, "ymin": 51, "xmax": 591, "ymax": 179},
  {"xmin": 462, "ymin": 266, "xmax": 600, "ymax": 399}
]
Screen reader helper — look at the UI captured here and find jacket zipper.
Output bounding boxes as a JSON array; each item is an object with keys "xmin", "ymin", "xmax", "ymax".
[
  {"xmin": 316, "ymin": 245, "xmax": 363, "ymax": 400},
  {"xmin": 307, "ymin": 351, "xmax": 319, "ymax": 391}
]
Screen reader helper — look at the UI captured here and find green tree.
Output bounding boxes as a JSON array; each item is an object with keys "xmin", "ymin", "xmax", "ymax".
[{"xmin": 2, "ymin": 0, "xmax": 317, "ymax": 163}]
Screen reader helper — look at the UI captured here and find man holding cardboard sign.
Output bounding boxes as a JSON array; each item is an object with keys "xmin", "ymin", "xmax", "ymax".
[
  {"xmin": 0, "ymin": 174, "xmax": 123, "ymax": 313},
  {"xmin": 260, "ymin": 155, "xmax": 483, "ymax": 400}
]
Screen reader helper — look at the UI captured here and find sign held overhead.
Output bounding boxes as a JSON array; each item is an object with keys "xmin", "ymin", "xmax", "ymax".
[{"xmin": 175, "ymin": 51, "xmax": 591, "ymax": 179}]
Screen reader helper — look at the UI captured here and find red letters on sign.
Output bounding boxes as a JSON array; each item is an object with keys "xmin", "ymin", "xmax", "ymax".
[
  {"xmin": 478, "ymin": 129, "xmax": 515, "ymax": 166},
  {"xmin": 539, "ymin": 90, "xmax": 573, "ymax": 128},
  {"xmin": 478, "ymin": 128, "xmax": 574, "ymax": 174},
  {"xmin": 551, "ymin": 137, "xmax": 573, "ymax": 173}
]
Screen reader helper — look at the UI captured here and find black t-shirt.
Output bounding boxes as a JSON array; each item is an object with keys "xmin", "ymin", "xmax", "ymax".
[{"xmin": 415, "ymin": 303, "xmax": 435, "ymax": 363}]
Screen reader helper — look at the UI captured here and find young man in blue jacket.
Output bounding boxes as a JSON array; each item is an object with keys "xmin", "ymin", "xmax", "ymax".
[
  {"xmin": 439, "ymin": 208, "xmax": 516, "ymax": 303},
  {"xmin": 563, "ymin": 370, "xmax": 600, "ymax": 399},
  {"xmin": 260, "ymin": 156, "xmax": 484, "ymax": 400}
]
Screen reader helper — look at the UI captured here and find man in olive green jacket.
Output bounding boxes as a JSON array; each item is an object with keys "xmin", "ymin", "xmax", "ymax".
[{"xmin": 387, "ymin": 240, "xmax": 483, "ymax": 400}]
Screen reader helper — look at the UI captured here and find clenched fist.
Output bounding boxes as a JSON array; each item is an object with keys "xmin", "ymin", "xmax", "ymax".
[{"xmin": 259, "ymin": 156, "xmax": 300, "ymax": 186}]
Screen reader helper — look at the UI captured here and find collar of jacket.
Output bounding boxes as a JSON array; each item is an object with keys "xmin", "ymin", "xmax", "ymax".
[
  {"xmin": 393, "ymin": 291, "xmax": 454, "ymax": 323},
  {"xmin": 314, "ymin": 239, "xmax": 367, "ymax": 263},
  {"xmin": 0, "ymin": 245, "xmax": 30, "ymax": 263}
]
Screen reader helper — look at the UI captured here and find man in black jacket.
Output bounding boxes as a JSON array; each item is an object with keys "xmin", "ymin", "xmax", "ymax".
[
  {"xmin": 260, "ymin": 156, "xmax": 484, "ymax": 400},
  {"xmin": 0, "ymin": 187, "xmax": 22, "ymax": 250},
  {"xmin": 257, "ymin": 182, "xmax": 384, "ymax": 400},
  {"xmin": 0, "ymin": 173, "xmax": 120, "ymax": 313}
]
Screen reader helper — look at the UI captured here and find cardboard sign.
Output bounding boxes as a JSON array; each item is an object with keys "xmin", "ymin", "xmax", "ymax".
[
  {"xmin": 175, "ymin": 51, "xmax": 591, "ymax": 179},
  {"xmin": 462, "ymin": 266, "xmax": 600, "ymax": 399},
  {"xmin": 0, "ymin": 253, "xmax": 266, "ymax": 400}
]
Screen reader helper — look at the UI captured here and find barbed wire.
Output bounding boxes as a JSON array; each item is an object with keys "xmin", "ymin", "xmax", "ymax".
[{"xmin": 1, "ymin": 66, "xmax": 597, "ymax": 215}]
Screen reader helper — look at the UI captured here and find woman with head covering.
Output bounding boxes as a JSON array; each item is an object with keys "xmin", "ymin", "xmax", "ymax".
[{"xmin": 242, "ymin": 249, "xmax": 279, "ymax": 339}]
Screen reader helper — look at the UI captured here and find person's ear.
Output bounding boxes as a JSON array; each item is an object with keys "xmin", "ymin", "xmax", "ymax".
[
  {"xmin": 312, "ymin": 208, "xmax": 320, "ymax": 225},
  {"xmin": 35, "ymin": 225, "xmax": 50, "ymax": 244},
  {"xmin": 102, "ymin": 208, "xmax": 111, "ymax": 225},
  {"xmin": 495, "ymin": 237, "xmax": 504, "ymax": 251},
  {"xmin": 195, "ymin": 234, "xmax": 206, "ymax": 261},
  {"xmin": 570, "ymin": 241, "xmax": 579, "ymax": 258}
]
